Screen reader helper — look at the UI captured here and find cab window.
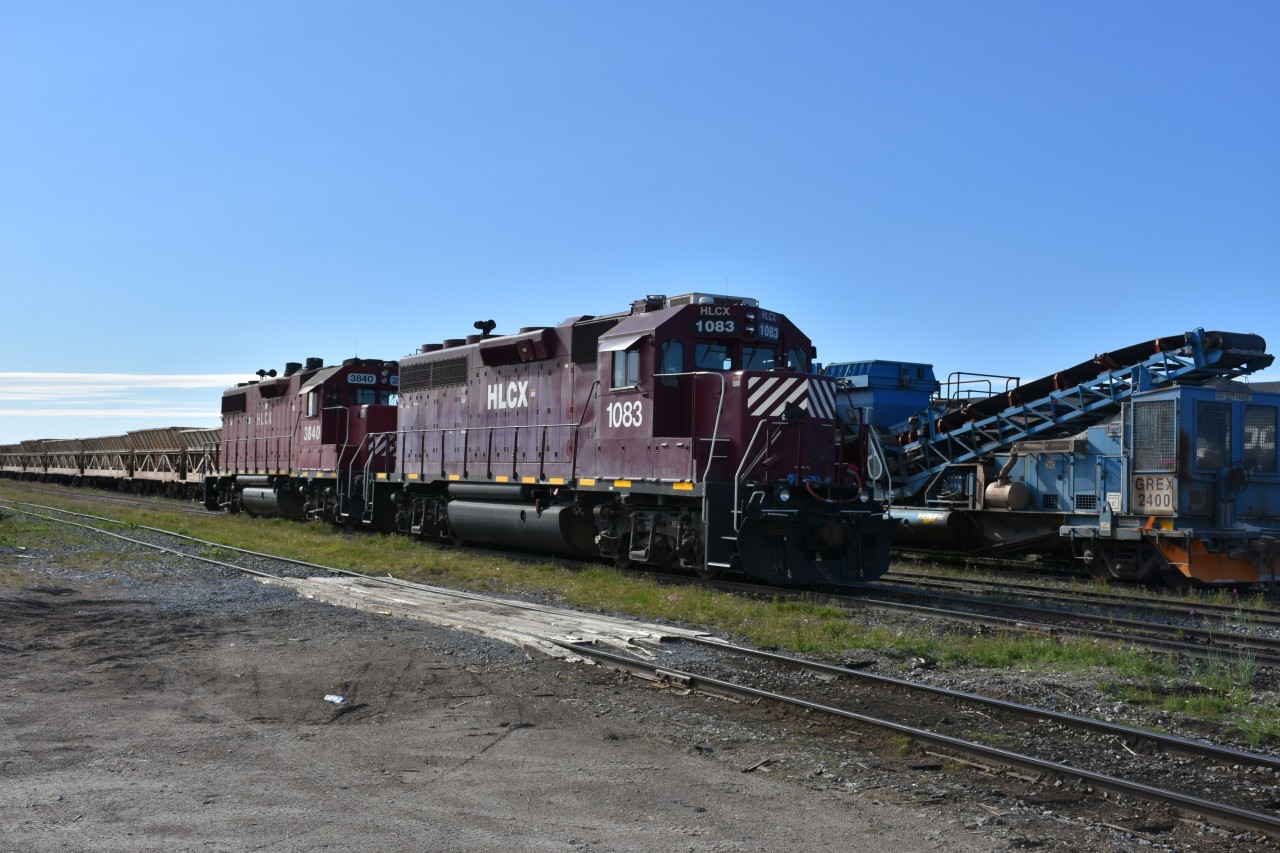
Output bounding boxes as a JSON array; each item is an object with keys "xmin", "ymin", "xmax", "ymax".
[
  {"xmin": 306, "ymin": 389, "xmax": 320, "ymax": 417},
  {"xmin": 786, "ymin": 347, "xmax": 809, "ymax": 371},
  {"xmin": 742, "ymin": 345, "xmax": 776, "ymax": 371},
  {"xmin": 694, "ymin": 342, "xmax": 733, "ymax": 371},
  {"xmin": 658, "ymin": 340, "xmax": 683, "ymax": 387},
  {"xmin": 1245, "ymin": 405, "xmax": 1277, "ymax": 473},
  {"xmin": 1195, "ymin": 401, "xmax": 1231, "ymax": 472},
  {"xmin": 612, "ymin": 348, "xmax": 640, "ymax": 389}
]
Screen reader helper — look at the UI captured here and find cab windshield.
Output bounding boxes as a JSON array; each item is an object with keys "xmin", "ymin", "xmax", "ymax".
[
  {"xmin": 693, "ymin": 342, "xmax": 783, "ymax": 371},
  {"xmin": 351, "ymin": 388, "xmax": 397, "ymax": 405},
  {"xmin": 694, "ymin": 342, "xmax": 734, "ymax": 371}
]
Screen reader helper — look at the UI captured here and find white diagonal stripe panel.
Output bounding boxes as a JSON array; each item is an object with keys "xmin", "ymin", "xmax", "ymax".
[{"xmin": 746, "ymin": 376, "xmax": 837, "ymax": 420}]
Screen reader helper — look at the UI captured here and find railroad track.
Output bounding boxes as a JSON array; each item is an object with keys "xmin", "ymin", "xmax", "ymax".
[
  {"xmin": 10, "ymin": 479, "xmax": 1280, "ymax": 675},
  {"xmin": 886, "ymin": 568, "xmax": 1280, "ymax": 627},
  {"xmin": 0, "ymin": 480, "xmax": 213, "ymax": 516},
  {"xmin": 9, "ymin": 482, "xmax": 1279, "ymax": 670},
  {"xmin": 640, "ymin": 570, "xmax": 1280, "ymax": 670},
  {"xmin": 7, "ymin": 498, "xmax": 1280, "ymax": 838},
  {"xmin": 854, "ymin": 582, "xmax": 1280, "ymax": 667},
  {"xmin": 566, "ymin": 640, "xmax": 1280, "ymax": 837}
]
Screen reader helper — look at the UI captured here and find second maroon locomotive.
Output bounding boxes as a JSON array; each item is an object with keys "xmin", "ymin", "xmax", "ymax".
[
  {"xmin": 204, "ymin": 357, "xmax": 399, "ymax": 524},
  {"xmin": 384, "ymin": 293, "xmax": 893, "ymax": 585}
]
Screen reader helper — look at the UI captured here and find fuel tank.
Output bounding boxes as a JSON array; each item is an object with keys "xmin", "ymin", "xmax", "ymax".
[
  {"xmin": 447, "ymin": 501, "xmax": 597, "ymax": 555},
  {"xmin": 241, "ymin": 487, "xmax": 282, "ymax": 517},
  {"xmin": 984, "ymin": 481, "xmax": 1031, "ymax": 510},
  {"xmin": 890, "ymin": 507, "xmax": 968, "ymax": 549}
]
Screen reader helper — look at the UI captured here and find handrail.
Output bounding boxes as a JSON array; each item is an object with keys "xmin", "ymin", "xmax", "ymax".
[
  {"xmin": 653, "ymin": 371, "xmax": 726, "ymax": 483},
  {"xmin": 733, "ymin": 418, "xmax": 774, "ymax": 532},
  {"xmin": 570, "ymin": 380, "xmax": 600, "ymax": 482},
  {"xmin": 323, "ymin": 406, "xmax": 353, "ymax": 515},
  {"xmin": 943, "ymin": 370, "xmax": 1020, "ymax": 403},
  {"xmin": 865, "ymin": 422, "xmax": 893, "ymax": 505},
  {"xmin": 359, "ymin": 430, "xmax": 397, "ymax": 522}
]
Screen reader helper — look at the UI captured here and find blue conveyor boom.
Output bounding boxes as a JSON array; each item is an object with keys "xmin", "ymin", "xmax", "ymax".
[{"xmin": 874, "ymin": 329, "xmax": 1272, "ymax": 498}]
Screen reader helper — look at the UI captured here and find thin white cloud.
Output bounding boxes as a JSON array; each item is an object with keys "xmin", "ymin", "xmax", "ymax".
[
  {"xmin": 0, "ymin": 408, "xmax": 218, "ymax": 418},
  {"xmin": 0, "ymin": 373, "xmax": 233, "ymax": 438},
  {"xmin": 0, "ymin": 373, "xmax": 244, "ymax": 404}
]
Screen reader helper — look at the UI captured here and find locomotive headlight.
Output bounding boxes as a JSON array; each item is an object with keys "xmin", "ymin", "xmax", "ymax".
[{"xmin": 777, "ymin": 487, "xmax": 791, "ymax": 503}]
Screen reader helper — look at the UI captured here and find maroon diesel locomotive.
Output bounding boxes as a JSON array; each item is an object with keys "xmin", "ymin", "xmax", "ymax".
[
  {"xmin": 383, "ymin": 294, "xmax": 894, "ymax": 585},
  {"xmin": 203, "ymin": 356, "xmax": 399, "ymax": 523}
]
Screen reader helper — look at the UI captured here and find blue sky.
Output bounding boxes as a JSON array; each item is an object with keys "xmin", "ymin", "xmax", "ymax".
[{"xmin": 2, "ymin": 1, "xmax": 1277, "ymax": 444}]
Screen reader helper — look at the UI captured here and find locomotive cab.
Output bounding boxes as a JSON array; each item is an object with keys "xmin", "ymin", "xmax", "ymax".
[
  {"xmin": 588, "ymin": 294, "xmax": 893, "ymax": 584},
  {"xmin": 1061, "ymin": 384, "xmax": 1280, "ymax": 584}
]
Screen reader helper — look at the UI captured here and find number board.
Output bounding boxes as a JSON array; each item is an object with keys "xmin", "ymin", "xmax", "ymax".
[
  {"xmin": 1131, "ymin": 473, "xmax": 1175, "ymax": 516},
  {"xmin": 691, "ymin": 318, "xmax": 783, "ymax": 341},
  {"xmin": 347, "ymin": 372, "xmax": 377, "ymax": 385},
  {"xmin": 692, "ymin": 318, "xmax": 738, "ymax": 336}
]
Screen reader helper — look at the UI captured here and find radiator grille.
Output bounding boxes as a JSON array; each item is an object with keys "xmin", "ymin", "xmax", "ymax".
[
  {"xmin": 572, "ymin": 317, "xmax": 619, "ymax": 364},
  {"xmin": 400, "ymin": 356, "xmax": 469, "ymax": 393},
  {"xmin": 1075, "ymin": 494, "xmax": 1098, "ymax": 511},
  {"xmin": 1133, "ymin": 399, "xmax": 1176, "ymax": 472}
]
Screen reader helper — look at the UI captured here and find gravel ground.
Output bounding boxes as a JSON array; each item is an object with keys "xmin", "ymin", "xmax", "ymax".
[{"xmin": 2, "ymin": 529, "xmax": 1278, "ymax": 851}]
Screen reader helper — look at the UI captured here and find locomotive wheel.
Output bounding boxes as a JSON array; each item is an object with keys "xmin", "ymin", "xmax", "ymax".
[{"xmin": 693, "ymin": 562, "xmax": 724, "ymax": 580}]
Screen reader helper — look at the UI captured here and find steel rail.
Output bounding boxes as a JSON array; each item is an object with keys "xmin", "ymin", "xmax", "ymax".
[
  {"xmin": 844, "ymin": 593, "xmax": 1280, "ymax": 668},
  {"xmin": 662, "ymin": 573, "xmax": 1280, "ymax": 669},
  {"xmin": 0, "ymin": 498, "xmax": 387, "ymax": 581},
  {"xmin": 686, "ymin": 636, "xmax": 1280, "ymax": 771},
  {"xmin": 0, "ymin": 499, "xmax": 652, "ymax": 624},
  {"xmin": 885, "ymin": 569, "xmax": 1280, "ymax": 627},
  {"xmin": 2, "ymin": 482, "xmax": 213, "ymax": 515},
  {"xmin": 556, "ymin": 639, "xmax": 1280, "ymax": 838},
  {"xmin": 857, "ymin": 584, "xmax": 1280, "ymax": 661},
  {"xmin": 0, "ymin": 502, "xmax": 280, "ymax": 580}
]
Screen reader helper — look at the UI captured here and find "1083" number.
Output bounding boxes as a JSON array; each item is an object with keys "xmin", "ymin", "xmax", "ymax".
[{"xmin": 606, "ymin": 400, "xmax": 643, "ymax": 428}]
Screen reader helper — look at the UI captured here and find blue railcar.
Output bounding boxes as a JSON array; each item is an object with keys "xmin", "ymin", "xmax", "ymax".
[{"xmin": 827, "ymin": 330, "xmax": 1280, "ymax": 584}]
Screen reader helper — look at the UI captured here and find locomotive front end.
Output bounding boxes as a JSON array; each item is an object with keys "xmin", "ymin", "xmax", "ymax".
[
  {"xmin": 720, "ymin": 369, "xmax": 896, "ymax": 585},
  {"xmin": 591, "ymin": 293, "xmax": 895, "ymax": 585}
]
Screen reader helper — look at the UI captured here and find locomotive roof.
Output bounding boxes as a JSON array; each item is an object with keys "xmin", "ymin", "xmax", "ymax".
[{"xmin": 597, "ymin": 303, "xmax": 686, "ymax": 345}]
